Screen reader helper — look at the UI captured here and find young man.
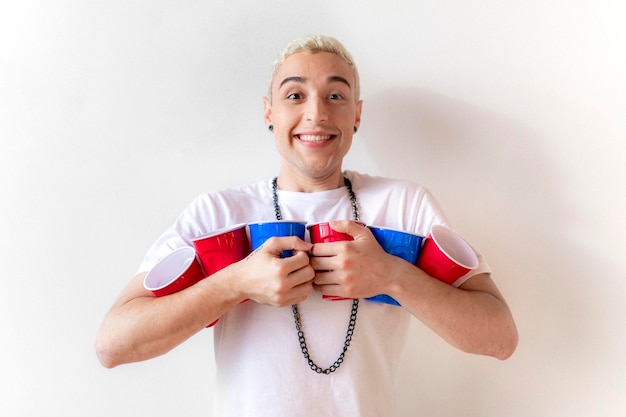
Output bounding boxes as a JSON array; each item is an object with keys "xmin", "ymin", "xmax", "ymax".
[{"xmin": 96, "ymin": 35, "xmax": 517, "ymax": 416}]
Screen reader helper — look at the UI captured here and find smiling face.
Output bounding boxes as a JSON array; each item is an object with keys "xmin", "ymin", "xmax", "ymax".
[{"xmin": 264, "ymin": 51, "xmax": 363, "ymax": 191}]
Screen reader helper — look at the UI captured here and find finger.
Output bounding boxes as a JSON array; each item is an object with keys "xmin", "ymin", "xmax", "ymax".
[
  {"xmin": 282, "ymin": 249, "xmax": 315, "ymax": 271},
  {"xmin": 312, "ymin": 269, "xmax": 338, "ymax": 286},
  {"xmin": 261, "ymin": 236, "xmax": 313, "ymax": 257},
  {"xmin": 280, "ymin": 281, "xmax": 314, "ymax": 305},
  {"xmin": 310, "ymin": 240, "xmax": 347, "ymax": 257},
  {"xmin": 328, "ymin": 220, "xmax": 369, "ymax": 240},
  {"xmin": 287, "ymin": 262, "xmax": 315, "ymax": 286},
  {"xmin": 314, "ymin": 283, "xmax": 346, "ymax": 299},
  {"xmin": 261, "ymin": 278, "xmax": 314, "ymax": 307},
  {"xmin": 309, "ymin": 254, "xmax": 338, "ymax": 272}
]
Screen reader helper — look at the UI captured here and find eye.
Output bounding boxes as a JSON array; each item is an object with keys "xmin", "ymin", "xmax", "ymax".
[
  {"xmin": 287, "ymin": 93, "xmax": 303, "ymax": 100},
  {"xmin": 328, "ymin": 93, "xmax": 344, "ymax": 100}
]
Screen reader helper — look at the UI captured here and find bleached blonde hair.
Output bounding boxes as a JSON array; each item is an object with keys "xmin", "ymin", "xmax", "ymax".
[{"xmin": 267, "ymin": 35, "xmax": 360, "ymax": 103}]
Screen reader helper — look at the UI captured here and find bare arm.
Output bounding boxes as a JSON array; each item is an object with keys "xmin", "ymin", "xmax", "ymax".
[
  {"xmin": 310, "ymin": 220, "xmax": 518, "ymax": 360},
  {"xmin": 95, "ymin": 237, "xmax": 314, "ymax": 368},
  {"xmin": 387, "ymin": 266, "xmax": 518, "ymax": 360}
]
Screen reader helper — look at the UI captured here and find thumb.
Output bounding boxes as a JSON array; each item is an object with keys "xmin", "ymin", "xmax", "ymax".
[
  {"xmin": 328, "ymin": 220, "xmax": 368, "ymax": 239},
  {"xmin": 259, "ymin": 235, "xmax": 313, "ymax": 257}
]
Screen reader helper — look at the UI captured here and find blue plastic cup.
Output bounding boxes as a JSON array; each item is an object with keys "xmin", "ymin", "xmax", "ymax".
[
  {"xmin": 367, "ymin": 226, "xmax": 424, "ymax": 306},
  {"xmin": 248, "ymin": 220, "xmax": 307, "ymax": 258}
]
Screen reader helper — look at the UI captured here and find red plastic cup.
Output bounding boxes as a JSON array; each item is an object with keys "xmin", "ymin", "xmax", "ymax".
[
  {"xmin": 193, "ymin": 223, "xmax": 252, "ymax": 312},
  {"xmin": 143, "ymin": 247, "xmax": 205, "ymax": 297},
  {"xmin": 143, "ymin": 247, "xmax": 218, "ymax": 327},
  {"xmin": 192, "ymin": 224, "xmax": 251, "ymax": 276},
  {"xmin": 308, "ymin": 221, "xmax": 358, "ymax": 301},
  {"xmin": 308, "ymin": 221, "xmax": 355, "ymax": 243},
  {"xmin": 416, "ymin": 225, "xmax": 479, "ymax": 285}
]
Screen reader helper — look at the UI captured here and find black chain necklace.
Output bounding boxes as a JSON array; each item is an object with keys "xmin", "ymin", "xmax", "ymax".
[{"xmin": 271, "ymin": 175, "xmax": 360, "ymax": 374}]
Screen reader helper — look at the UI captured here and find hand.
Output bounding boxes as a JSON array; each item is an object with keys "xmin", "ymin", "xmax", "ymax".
[
  {"xmin": 233, "ymin": 236, "xmax": 315, "ymax": 307},
  {"xmin": 309, "ymin": 220, "xmax": 395, "ymax": 299}
]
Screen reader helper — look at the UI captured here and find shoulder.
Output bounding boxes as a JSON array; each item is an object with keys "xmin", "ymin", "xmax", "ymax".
[
  {"xmin": 344, "ymin": 170, "xmax": 448, "ymax": 230},
  {"xmin": 174, "ymin": 178, "xmax": 274, "ymax": 227}
]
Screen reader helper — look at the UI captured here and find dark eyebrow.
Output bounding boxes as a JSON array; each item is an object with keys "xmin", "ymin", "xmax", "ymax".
[
  {"xmin": 327, "ymin": 76, "xmax": 351, "ymax": 89},
  {"xmin": 278, "ymin": 75, "xmax": 352, "ymax": 90},
  {"xmin": 279, "ymin": 76, "xmax": 305, "ymax": 89}
]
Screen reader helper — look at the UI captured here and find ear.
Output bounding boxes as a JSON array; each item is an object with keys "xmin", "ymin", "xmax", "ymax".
[
  {"xmin": 263, "ymin": 97, "xmax": 273, "ymax": 127},
  {"xmin": 354, "ymin": 100, "xmax": 363, "ymax": 131}
]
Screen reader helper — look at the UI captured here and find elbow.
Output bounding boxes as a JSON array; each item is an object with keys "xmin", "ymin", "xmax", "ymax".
[
  {"xmin": 493, "ymin": 323, "xmax": 519, "ymax": 361},
  {"xmin": 494, "ymin": 344, "xmax": 517, "ymax": 361},
  {"xmin": 94, "ymin": 332, "xmax": 121, "ymax": 369},
  {"xmin": 461, "ymin": 320, "xmax": 519, "ymax": 360}
]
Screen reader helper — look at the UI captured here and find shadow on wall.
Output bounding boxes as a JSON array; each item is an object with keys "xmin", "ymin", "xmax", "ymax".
[
  {"xmin": 360, "ymin": 87, "xmax": 562, "ymax": 246},
  {"xmin": 359, "ymin": 88, "xmax": 623, "ymax": 416}
]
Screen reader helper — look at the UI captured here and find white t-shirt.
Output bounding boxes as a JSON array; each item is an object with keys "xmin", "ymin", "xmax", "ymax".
[{"xmin": 139, "ymin": 171, "xmax": 490, "ymax": 417}]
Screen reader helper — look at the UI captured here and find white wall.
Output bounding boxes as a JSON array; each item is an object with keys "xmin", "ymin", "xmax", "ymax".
[{"xmin": 2, "ymin": 1, "xmax": 625, "ymax": 416}]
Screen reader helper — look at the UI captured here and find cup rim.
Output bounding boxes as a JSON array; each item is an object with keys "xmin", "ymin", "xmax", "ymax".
[
  {"xmin": 143, "ymin": 246, "xmax": 197, "ymax": 291},
  {"xmin": 248, "ymin": 220, "xmax": 307, "ymax": 226},
  {"xmin": 191, "ymin": 223, "xmax": 247, "ymax": 242},
  {"xmin": 307, "ymin": 221, "xmax": 332, "ymax": 229},
  {"xmin": 430, "ymin": 224, "xmax": 478, "ymax": 269},
  {"xmin": 367, "ymin": 225, "xmax": 424, "ymax": 238},
  {"xmin": 307, "ymin": 220, "xmax": 366, "ymax": 229}
]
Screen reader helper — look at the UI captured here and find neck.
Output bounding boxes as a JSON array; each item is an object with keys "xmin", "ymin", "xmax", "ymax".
[
  {"xmin": 275, "ymin": 170, "xmax": 346, "ymax": 193},
  {"xmin": 271, "ymin": 173, "xmax": 359, "ymax": 224}
]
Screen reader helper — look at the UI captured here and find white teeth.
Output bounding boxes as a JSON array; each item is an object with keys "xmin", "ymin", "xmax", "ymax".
[{"xmin": 298, "ymin": 135, "xmax": 332, "ymax": 142}]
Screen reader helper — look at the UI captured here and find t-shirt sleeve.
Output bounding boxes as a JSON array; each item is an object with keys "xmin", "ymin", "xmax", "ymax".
[
  {"xmin": 136, "ymin": 195, "xmax": 214, "ymax": 273},
  {"xmin": 416, "ymin": 188, "xmax": 491, "ymax": 286}
]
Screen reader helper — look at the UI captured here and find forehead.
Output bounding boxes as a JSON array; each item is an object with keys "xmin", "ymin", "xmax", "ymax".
[{"xmin": 272, "ymin": 52, "xmax": 355, "ymax": 90}]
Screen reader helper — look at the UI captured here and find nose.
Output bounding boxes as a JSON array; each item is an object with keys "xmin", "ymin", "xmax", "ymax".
[{"xmin": 304, "ymin": 97, "xmax": 328, "ymax": 123}]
